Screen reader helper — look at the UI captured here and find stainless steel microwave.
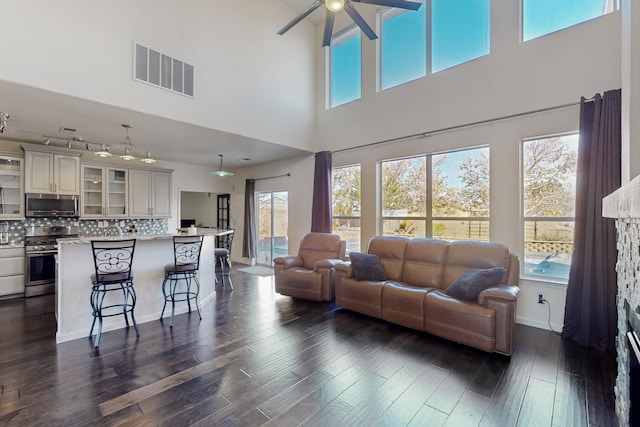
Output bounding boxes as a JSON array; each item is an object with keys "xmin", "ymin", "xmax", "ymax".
[{"xmin": 25, "ymin": 193, "xmax": 79, "ymax": 218}]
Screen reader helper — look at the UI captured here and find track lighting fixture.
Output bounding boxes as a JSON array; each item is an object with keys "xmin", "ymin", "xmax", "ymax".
[
  {"xmin": 95, "ymin": 144, "xmax": 112, "ymax": 158},
  {"xmin": 43, "ymin": 137, "xmax": 51, "ymax": 145}
]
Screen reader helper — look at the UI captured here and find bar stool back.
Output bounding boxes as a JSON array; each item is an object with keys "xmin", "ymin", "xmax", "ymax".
[
  {"xmin": 89, "ymin": 239, "xmax": 137, "ymax": 347},
  {"xmin": 215, "ymin": 229, "xmax": 235, "ymax": 290},
  {"xmin": 161, "ymin": 235, "xmax": 204, "ymax": 326}
]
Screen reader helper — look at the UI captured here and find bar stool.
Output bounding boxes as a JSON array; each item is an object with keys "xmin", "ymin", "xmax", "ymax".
[
  {"xmin": 161, "ymin": 235, "xmax": 204, "ymax": 326},
  {"xmin": 215, "ymin": 229, "xmax": 235, "ymax": 290},
  {"xmin": 89, "ymin": 239, "xmax": 138, "ymax": 348}
]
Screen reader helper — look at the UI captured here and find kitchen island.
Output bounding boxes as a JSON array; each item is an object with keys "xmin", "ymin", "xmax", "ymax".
[{"xmin": 56, "ymin": 229, "xmax": 224, "ymax": 344}]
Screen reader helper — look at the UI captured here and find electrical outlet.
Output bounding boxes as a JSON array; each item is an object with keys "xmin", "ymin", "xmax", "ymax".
[{"xmin": 538, "ymin": 293, "xmax": 545, "ymax": 304}]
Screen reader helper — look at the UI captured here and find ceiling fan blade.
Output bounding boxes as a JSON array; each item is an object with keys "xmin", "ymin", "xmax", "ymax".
[
  {"xmin": 344, "ymin": 3, "xmax": 378, "ymax": 41},
  {"xmin": 277, "ymin": 0, "xmax": 322, "ymax": 35},
  {"xmin": 353, "ymin": 0, "xmax": 423, "ymax": 11},
  {"xmin": 322, "ymin": 12, "xmax": 336, "ymax": 47}
]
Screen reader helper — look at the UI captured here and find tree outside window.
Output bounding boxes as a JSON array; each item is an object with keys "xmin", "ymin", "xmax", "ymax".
[
  {"xmin": 381, "ymin": 147, "xmax": 489, "ymax": 240},
  {"xmin": 522, "ymin": 134, "xmax": 578, "ymax": 281},
  {"xmin": 332, "ymin": 165, "xmax": 361, "ymax": 253}
]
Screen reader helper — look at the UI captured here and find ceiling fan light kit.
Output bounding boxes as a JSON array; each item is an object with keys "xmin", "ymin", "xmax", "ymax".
[{"xmin": 278, "ymin": 0, "xmax": 422, "ymax": 46}]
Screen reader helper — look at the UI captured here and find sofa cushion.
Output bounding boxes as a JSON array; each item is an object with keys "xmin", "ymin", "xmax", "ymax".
[
  {"xmin": 401, "ymin": 238, "xmax": 448, "ymax": 288},
  {"xmin": 445, "ymin": 267, "xmax": 507, "ymax": 301},
  {"xmin": 349, "ymin": 252, "xmax": 387, "ymax": 281},
  {"xmin": 367, "ymin": 236, "xmax": 409, "ymax": 281},
  {"xmin": 443, "ymin": 241, "xmax": 511, "ymax": 287}
]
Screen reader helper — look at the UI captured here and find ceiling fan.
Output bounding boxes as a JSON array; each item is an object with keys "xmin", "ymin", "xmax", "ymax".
[{"xmin": 278, "ymin": 0, "xmax": 423, "ymax": 47}]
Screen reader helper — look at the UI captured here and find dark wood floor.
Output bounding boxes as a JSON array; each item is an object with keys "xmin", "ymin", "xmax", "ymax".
[{"xmin": 0, "ymin": 268, "xmax": 618, "ymax": 426}]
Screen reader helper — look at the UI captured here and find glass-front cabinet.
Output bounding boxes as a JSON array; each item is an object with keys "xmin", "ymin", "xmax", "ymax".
[
  {"xmin": 81, "ymin": 165, "xmax": 128, "ymax": 218},
  {"xmin": 0, "ymin": 155, "xmax": 23, "ymax": 218}
]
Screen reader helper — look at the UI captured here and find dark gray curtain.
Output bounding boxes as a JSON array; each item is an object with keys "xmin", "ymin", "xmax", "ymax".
[
  {"xmin": 311, "ymin": 151, "xmax": 332, "ymax": 233},
  {"xmin": 562, "ymin": 89, "xmax": 621, "ymax": 352},
  {"xmin": 242, "ymin": 179, "xmax": 257, "ymax": 259}
]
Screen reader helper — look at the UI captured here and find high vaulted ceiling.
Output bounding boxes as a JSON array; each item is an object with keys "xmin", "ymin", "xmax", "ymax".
[{"xmin": 0, "ymin": 1, "xmax": 320, "ymax": 170}]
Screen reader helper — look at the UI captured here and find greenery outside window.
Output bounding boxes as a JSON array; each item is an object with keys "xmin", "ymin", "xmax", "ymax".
[
  {"xmin": 332, "ymin": 165, "xmax": 361, "ymax": 253},
  {"xmin": 381, "ymin": 147, "xmax": 490, "ymax": 241},
  {"xmin": 330, "ymin": 26, "xmax": 361, "ymax": 108},
  {"xmin": 522, "ymin": 134, "xmax": 578, "ymax": 281}
]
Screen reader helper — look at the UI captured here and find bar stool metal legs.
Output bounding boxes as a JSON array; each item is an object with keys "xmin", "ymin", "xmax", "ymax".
[
  {"xmin": 161, "ymin": 235, "xmax": 204, "ymax": 327},
  {"xmin": 215, "ymin": 229, "xmax": 235, "ymax": 291},
  {"xmin": 89, "ymin": 239, "xmax": 138, "ymax": 348}
]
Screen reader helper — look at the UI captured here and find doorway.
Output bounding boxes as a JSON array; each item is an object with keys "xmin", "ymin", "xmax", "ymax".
[{"xmin": 257, "ymin": 191, "xmax": 288, "ymax": 266}]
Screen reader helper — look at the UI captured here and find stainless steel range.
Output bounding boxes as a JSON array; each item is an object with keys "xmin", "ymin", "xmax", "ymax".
[{"xmin": 24, "ymin": 225, "xmax": 78, "ymax": 297}]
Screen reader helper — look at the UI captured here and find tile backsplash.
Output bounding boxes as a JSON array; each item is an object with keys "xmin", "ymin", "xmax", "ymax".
[{"xmin": 0, "ymin": 217, "xmax": 168, "ymax": 245}]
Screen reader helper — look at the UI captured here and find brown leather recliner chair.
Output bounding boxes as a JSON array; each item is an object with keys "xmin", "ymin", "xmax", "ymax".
[{"xmin": 274, "ymin": 232, "xmax": 346, "ymax": 301}]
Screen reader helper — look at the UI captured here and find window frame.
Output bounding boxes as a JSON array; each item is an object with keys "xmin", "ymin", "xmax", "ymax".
[
  {"xmin": 377, "ymin": 0, "xmax": 429, "ymax": 91},
  {"xmin": 328, "ymin": 25, "xmax": 362, "ymax": 108},
  {"xmin": 331, "ymin": 163, "xmax": 362, "ymax": 254},
  {"xmin": 520, "ymin": 132, "xmax": 579, "ymax": 284},
  {"xmin": 379, "ymin": 146, "xmax": 490, "ymax": 241},
  {"xmin": 521, "ymin": 0, "xmax": 620, "ymax": 42}
]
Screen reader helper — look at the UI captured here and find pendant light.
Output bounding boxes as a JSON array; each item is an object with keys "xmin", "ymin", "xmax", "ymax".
[
  {"xmin": 211, "ymin": 154, "xmax": 233, "ymax": 177},
  {"xmin": 95, "ymin": 144, "xmax": 112, "ymax": 157},
  {"xmin": 118, "ymin": 124, "xmax": 136, "ymax": 160},
  {"xmin": 141, "ymin": 151, "xmax": 157, "ymax": 164}
]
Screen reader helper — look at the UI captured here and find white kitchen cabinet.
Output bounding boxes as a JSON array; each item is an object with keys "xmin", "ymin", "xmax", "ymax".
[
  {"xmin": 128, "ymin": 169, "xmax": 172, "ymax": 217},
  {"xmin": 0, "ymin": 247, "xmax": 24, "ymax": 298},
  {"xmin": 81, "ymin": 165, "xmax": 128, "ymax": 218},
  {"xmin": 24, "ymin": 149, "xmax": 80, "ymax": 195},
  {"xmin": 0, "ymin": 155, "xmax": 24, "ymax": 218}
]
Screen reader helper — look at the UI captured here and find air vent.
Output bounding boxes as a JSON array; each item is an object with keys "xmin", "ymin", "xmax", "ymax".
[{"xmin": 134, "ymin": 43, "xmax": 194, "ymax": 97}]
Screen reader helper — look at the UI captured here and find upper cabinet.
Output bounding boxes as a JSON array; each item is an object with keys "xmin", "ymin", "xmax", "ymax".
[
  {"xmin": 81, "ymin": 165, "xmax": 128, "ymax": 218},
  {"xmin": 23, "ymin": 147, "xmax": 80, "ymax": 195},
  {"xmin": 128, "ymin": 169, "xmax": 172, "ymax": 218},
  {"xmin": 0, "ymin": 155, "xmax": 24, "ymax": 218}
]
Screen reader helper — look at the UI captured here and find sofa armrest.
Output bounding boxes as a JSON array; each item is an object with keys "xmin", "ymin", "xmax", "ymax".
[
  {"xmin": 273, "ymin": 256, "xmax": 303, "ymax": 270},
  {"xmin": 477, "ymin": 285, "xmax": 521, "ymax": 305},
  {"xmin": 315, "ymin": 258, "xmax": 344, "ymax": 271},
  {"xmin": 334, "ymin": 261, "xmax": 353, "ymax": 278}
]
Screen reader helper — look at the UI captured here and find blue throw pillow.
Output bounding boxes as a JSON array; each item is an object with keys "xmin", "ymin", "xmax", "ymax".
[
  {"xmin": 349, "ymin": 252, "xmax": 387, "ymax": 281},
  {"xmin": 445, "ymin": 267, "xmax": 507, "ymax": 301}
]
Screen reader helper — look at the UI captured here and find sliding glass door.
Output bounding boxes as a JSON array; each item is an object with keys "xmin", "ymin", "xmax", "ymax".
[{"xmin": 257, "ymin": 191, "xmax": 288, "ymax": 266}]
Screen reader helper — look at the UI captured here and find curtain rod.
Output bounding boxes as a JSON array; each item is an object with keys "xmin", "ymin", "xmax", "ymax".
[
  {"xmin": 332, "ymin": 100, "xmax": 584, "ymax": 154},
  {"xmin": 253, "ymin": 173, "xmax": 291, "ymax": 181}
]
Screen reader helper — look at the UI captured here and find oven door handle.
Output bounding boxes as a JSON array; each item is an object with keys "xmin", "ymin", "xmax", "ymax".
[{"xmin": 26, "ymin": 251, "xmax": 57, "ymax": 256}]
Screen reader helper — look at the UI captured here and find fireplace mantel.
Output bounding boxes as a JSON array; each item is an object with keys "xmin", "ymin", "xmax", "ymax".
[{"xmin": 603, "ymin": 174, "xmax": 640, "ymax": 427}]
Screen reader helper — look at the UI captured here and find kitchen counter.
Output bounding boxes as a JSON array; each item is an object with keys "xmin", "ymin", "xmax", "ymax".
[
  {"xmin": 56, "ymin": 233, "xmax": 220, "ymax": 344},
  {"xmin": 58, "ymin": 228, "xmax": 229, "ymax": 245}
]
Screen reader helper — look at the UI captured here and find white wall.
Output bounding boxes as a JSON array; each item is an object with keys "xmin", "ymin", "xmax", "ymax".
[
  {"xmin": 0, "ymin": 0, "xmax": 316, "ymax": 151},
  {"xmin": 314, "ymin": 4, "xmax": 621, "ymax": 151}
]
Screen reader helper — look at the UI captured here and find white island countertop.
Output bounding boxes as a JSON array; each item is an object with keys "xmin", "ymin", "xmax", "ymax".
[
  {"xmin": 56, "ymin": 231, "xmax": 224, "ymax": 344},
  {"xmin": 58, "ymin": 228, "xmax": 230, "ymax": 245}
]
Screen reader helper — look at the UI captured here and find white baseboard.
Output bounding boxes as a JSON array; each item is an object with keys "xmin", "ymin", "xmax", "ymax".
[{"xmin": 517, "ymin": 316, "xmax": 563, "ymax": 332}]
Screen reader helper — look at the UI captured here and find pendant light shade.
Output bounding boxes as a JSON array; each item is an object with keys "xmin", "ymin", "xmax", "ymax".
[
  {"xmin": 95, "ymin": 144, "xmax": 112, "ymax": 157},
  {"xmin": 211, "ymin": 154, "xmax": 233, "ymax": 176}
]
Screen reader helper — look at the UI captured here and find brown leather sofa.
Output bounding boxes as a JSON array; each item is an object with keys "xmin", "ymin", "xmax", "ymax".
[
  {"xmin": 335, "ymin": 236, "xmax": 521, "ymax": 355},
  {"xmin": 274, "ymin": 232, "xmax": 346, "ymax": 301}
]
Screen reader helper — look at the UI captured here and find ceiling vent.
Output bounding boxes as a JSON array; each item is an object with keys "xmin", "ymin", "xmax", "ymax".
[{"xmin": 134, "ymin": 43, "xmax": 194, "ymax": 97}]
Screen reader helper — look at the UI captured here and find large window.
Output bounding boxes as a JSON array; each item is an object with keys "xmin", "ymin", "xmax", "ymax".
[
  {"xmin": 380, "ymin": 3, "xmax": 427, "ymax": 90},
  {"xmin": 332, "ymin": 165, "xmax": 361, "ymax": 253},
  {"xmin": 432, "ymin": 0, "xmax": 491, "ymax": 73},
  {"xmin": 381, "ymin": 147, "xmax": 489, "ymax": 240},
  {"xmin": 378, "ymin": 0, "xmax": 489, "ymax": 88},
  {"xmin": 522, "ymin": 134, "xmax": 578, "ymax": 281},
  {"xmin": 330, "ymin": 27, "xmax": 361, "ymax": 107},
  {"xmin": 522, "ymin": 0, "xmax": 619, "ymax": 42}
]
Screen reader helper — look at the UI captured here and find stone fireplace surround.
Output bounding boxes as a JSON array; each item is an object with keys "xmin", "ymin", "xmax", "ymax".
[{"xmin": 603, "ymin": 175, "xmax": 640, "ymax": 426}]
